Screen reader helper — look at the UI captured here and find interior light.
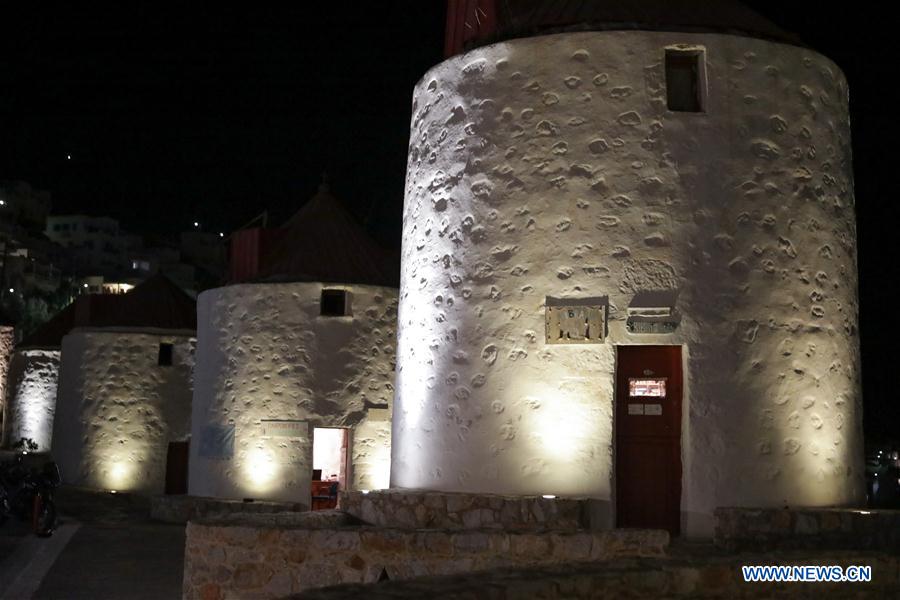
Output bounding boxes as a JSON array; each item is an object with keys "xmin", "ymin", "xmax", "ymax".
[
  {"xmin": 542, "ymin": 494, "xmax": 556, "ymax": 499},
  {"xmin": 360, "ymin": 489, "xmax": 370, "ymax": 495},
  {"xmin": 8, "ymin": 288, "xmax": 13, "ymax": 293},
  {"xmin": 193, "ymin": 222, "xmax": 199, "ymax": 228},
  {"xmin": 110, "ymin": 490, "xmax": 117, "ymax": 494}
]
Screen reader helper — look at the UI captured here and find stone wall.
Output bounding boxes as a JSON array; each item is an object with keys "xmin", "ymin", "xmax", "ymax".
[
  {"xmin": 394, "ymin": 30, "xmax": 862, "ymax": 538},
  {"xmin": 295, "ymin": 552, "xmax": 900, "ymax": 599},
  {"xmin": 341, "ymin": 489, "xmax": 607, "ymax": 530},
  {"xmin": 53, "ymin": 328, "xmax": 195, "ymax": 494},
  {"xmin": 150, "ymin": 494, "xmax": 306, "ymax": 524},
  {"xmin": 183, "ymin": 515, "xmax": 667, "ymax": 599},
  {"xmin": 715, "ymin": 507, "xmax": 900, "ymax": 552},
  {"xmin": 188, "ymin": 282, "xmax": 397, "ymax": 505},
  {"xmin": 2, "ymin": 348, "xmax": 60, "ymax": 451}
]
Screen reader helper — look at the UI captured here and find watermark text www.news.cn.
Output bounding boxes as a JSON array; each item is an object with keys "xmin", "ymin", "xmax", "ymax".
[{"xmin": 742, "ymin": 565, "xmax": 872, "ymax": 583}]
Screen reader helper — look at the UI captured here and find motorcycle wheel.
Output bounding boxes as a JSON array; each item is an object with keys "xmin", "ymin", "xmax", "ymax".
[{"xmin": 32, "ymin": 493, "xmax": 57, "ymax": 537}]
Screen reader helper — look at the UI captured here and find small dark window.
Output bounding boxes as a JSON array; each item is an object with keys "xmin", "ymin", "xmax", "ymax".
[
  {"xmin": 665, "ymin": 50, "xmax": 703, "ymax": 112},
  {"xmin": 158, "ymin": 343, "xmax": 174, "ymax": 366},
  {"xmin": 321, "ymin": 289, "xmax": 348, "ymax": 316}
]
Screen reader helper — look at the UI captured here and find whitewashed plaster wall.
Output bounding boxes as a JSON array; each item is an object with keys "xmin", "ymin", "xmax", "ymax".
[
  {"xmin": 2, "ymin": 349, "xmax": 60, "ymax": 451},
  {"xmin": 0, "ymin": 326, "xmax": 14, "ymax": 433},
  {"xmin": 52, "ymin": 329, "xmax": 195, "ymax": 494},
  {"xmin": 188, "ymin": 283, "xmax": 397, "ymax": 505},
  {"xmin": 351, "ymin": 408, "xmax": 391, "ymax": 491},
  {"xmin": 393, "ymin": 31, "xmax": 862, "ymax": 537}
]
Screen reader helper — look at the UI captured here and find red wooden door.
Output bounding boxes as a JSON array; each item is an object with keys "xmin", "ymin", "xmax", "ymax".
[{"xmin": 615, "ymin": 346, "xmax": 682, "ymax": 535}]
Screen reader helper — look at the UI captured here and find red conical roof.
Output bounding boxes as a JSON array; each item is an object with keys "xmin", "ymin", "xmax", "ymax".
[
  {"xmin": 18, "ymin": 274, "xmax": 196, "ymax": 349},
  {"xmin": 447, "ymin": 0, "xmax": 802, "ymax": 57},
  {"xmin": 255, "ymin": 179, "xmax": 399, "ymax": 287}
]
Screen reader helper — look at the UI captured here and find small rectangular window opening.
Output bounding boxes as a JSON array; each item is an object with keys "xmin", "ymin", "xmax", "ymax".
[
  {"xmin": 321, "ymin": 289, "xmax": 349, "ymax": 317},
  {"xmin": 665, "ymin": 49, "xmax": 704, "ymax": 112},
  {"xmin": 158, "ymin": 343, "xmax": 174, "ymax": 366}
]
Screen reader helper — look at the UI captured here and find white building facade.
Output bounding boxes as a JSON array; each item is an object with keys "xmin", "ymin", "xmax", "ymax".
[
  {"xmin": 188, "ymin": 282, "xmax": 396, "ymax": 503},
  {"xmin": 393, "ymin": 20, "xmax": 862, "ymax": 537},
  {"xmin": 52, "ymin": 327, "xmax": 195, "ymax": 494},
  {"xmin": 188, "ymin": 182, "xmax": 398, "ymax": 506},
  {"xmin": 3, "ymin": 348, "xmax": 60, "ymax": 451}
]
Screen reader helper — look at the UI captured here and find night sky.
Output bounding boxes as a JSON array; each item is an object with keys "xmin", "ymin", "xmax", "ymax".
[{"xmin": 1, "ymin": 3, "xmax": 896, "ymax": 438}]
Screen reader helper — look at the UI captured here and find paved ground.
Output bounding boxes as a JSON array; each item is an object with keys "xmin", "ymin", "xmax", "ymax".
[{"xmin": 0, "ymin": 487, "xmax": 185, "ymax": 600}]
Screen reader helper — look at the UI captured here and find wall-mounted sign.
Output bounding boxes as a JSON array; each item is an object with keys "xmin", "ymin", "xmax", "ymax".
[
  {"xmin": 261, "ymin": 420, "xmax": 308, "ymax": 438},
  {"xmin": 198, "ymin": 424, "xmax": 235, "ymax": 460},
  {"xmin": 627, "ymin": 403, "xmax": 664, "ymax": 416},
  {"xmin": 545, "ymin": 297, "xmax": 608, "ymax": 345},
  {"xmin": 626, "ymin": 320, "xmax": 678, "ymax": 334},
  {"xmin": 629, "ymin": 378, "xmax": 666, "ymax": 397}
]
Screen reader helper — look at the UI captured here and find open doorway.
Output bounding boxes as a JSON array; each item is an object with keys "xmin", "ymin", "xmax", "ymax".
[{"xmin": 311, "ymin": 427, "xmax": 349, "ymax": 510}]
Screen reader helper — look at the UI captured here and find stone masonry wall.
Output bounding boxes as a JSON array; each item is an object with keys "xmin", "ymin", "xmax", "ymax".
[
  {"xmin": 295, "ymin": 552, "xmax": 900, "ymax": 599},
  {"xmin": 715, "ymin": 507, "xmax": 900, "ymax": 552},
  {"xmin": 150, "ymin": 494, "xmax": 306, "ymax": 524},
  {"xmin": 183, "ymin": 517, "xmax": 667, "ymax": 599},
  {"xmin": 341, "ymin": 489, "xmax": 605, "ymax": 530}
]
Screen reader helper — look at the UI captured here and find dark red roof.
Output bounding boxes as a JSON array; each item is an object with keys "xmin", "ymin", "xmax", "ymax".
[
  {"xmin": 254, "ymin": 181, "xmax": 399, "ymax": 287},
  {"xmin": 18, "ymin": 274, "xmax": 196, "ymax": 349},
  {"xmin": 446, "ymin": 0, "xmax": 801, "ymax": 57}
]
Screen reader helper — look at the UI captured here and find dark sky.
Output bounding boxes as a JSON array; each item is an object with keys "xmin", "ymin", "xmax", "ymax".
[{"xmin": 1, "ymin": 2, "xmax": 896, "ymax": 439}]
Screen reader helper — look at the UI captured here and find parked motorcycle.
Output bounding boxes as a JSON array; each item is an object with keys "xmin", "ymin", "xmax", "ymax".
[{"xmin": 0, "ymin": 452, "xmax": 61, "ymax": 537}]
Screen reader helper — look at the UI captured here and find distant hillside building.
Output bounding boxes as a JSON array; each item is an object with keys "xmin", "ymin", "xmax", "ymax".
[
  {"xmin": 0, "ymin": 181, "xmax": 52, "ymax": 235},
  {"xmin": 45, "ymin": 215, "xmax": 140, "ymax": 278},
  {"xmin": 0, "ymin": 182, "xmax": 63, "ymax": 300},
  {"xmin": 189, "ymin": 179, "xmax": 398, "ymax": 506}
]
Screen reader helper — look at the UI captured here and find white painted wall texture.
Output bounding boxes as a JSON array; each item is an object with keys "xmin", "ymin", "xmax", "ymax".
[
  {"xmin": 0, "ymin": 326, "xmax": 14, "ymax": 429},
  {"xmin": 393, "ymin": 31, "xmax": 862, "ymax": 536},
  {"xmin": 52, "ymin": 329, "xmax": 195, "ymax": 494},
  {"xmin": 188, "ymin": 283, "xmax": 397, "ymax": 504},
  {"xmin": 2, "ymin": 349, "xmax": 60, "ymax": 451}
]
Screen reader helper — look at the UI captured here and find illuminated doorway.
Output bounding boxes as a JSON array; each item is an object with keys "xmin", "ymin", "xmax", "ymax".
[{"xmin": 311, "ymin": 427, "xmax": 349, "ymax": 510}]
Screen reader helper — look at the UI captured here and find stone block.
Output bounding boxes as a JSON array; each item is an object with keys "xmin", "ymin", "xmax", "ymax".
[
  {"xmin": 452, "ymin": 531, "xmax": 491, "ymax": 553},
  {"xmin": 232, "ymin": 563, "xmax": 273, "ymax": 590},
  {"xmin": 198, "ymin": 583, "xmax": 222, "ymax": 600}
]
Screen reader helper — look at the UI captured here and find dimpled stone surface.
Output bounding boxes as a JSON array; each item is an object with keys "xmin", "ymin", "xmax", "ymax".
[{"xmin": 394, "ymin": 31, "xmax": 862, "ymax": 537}]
